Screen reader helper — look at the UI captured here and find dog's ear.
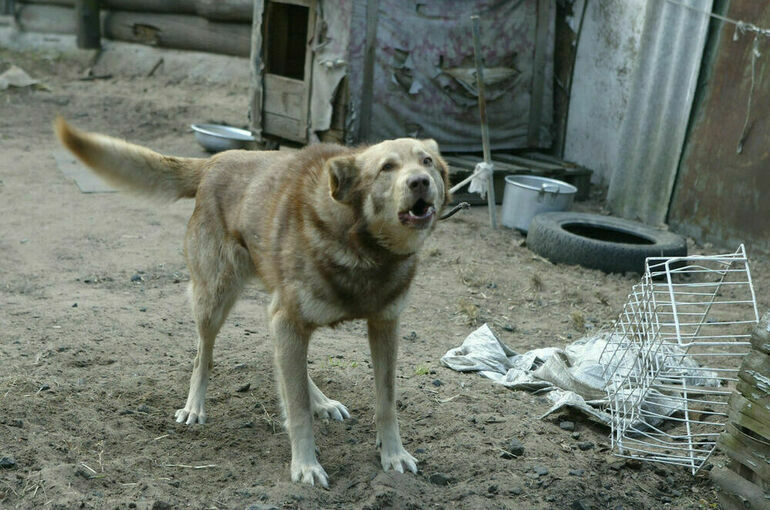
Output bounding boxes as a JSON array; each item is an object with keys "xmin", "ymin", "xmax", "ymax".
[
  {"xmin": 421, "ymin": 138, "xmax": 440, "ymax": 155},
  {"xmin": 327, "ymin": 155, "xmax": 360, "ymax": 203}
]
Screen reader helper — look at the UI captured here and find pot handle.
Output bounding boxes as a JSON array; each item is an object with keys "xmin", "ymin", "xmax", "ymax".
[{"xmin": 539, "ymin": 184, "xmax": 560, "ymax": 195}]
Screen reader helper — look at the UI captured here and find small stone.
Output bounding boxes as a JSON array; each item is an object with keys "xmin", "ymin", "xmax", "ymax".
[
  {"xmin": 0, "ymin": 456, "xmax": 16, "ymax": 469},
  {"xmin": 136, "ymin": 404, "xmax": 150, "ymax": 413},
  {"xmin": 533, "ymin": 466, "xmax": 549, "ymax": 476},
  {"xmin": 237, "ymin": 383, "xmax": 251, "ymax": 393},
  {"xmin": 660, "ymin": 496, "xmax": 672, "ymax": 503},
  {"xmin": 246, "ymin": 505, "xmax": 278, "ymax": 510},
  {"xmin": 403, "ymin": 331, "xmax": 418, "ymax": 341},
  {"xmin": 414, "ymin": 448, "xmax": 425, "ymax": 454},
  {"xmin": 429, "ymin": 473, "xmax": 452, "ymax": 486},
  {"xmin": 241, "ymin": 421, "xmax": 255, "ymax": 429},
  {"xmin": 671, "ymin": 489, "xmax": 682, "ymax": 497},
  {"xmin": 9, "ymin": 420, "xmax": 23, "ymax": 428},
  {"xmin": 577, "ymin": 441, "xmax": 594, "ymax": 451},
  {"xmin": 607, "ymin": 457, "xmax": 625, "ymax": 471},
  {"xmin": 503, "ymin": 324, "xmax": 515, "ymax": 332},
  {"xmin": 625, "ymin": 458, "xmax": 642, "ymax": 470},
  {"xmin": 487, "ymin": 484, "xmax": 498, "ymax": 494},
  {"xmin": 119, "ymin": 409, "xmax": 135, "ymax": 415},
  {"xmin": 507, "ymin": 438, "xmax": 525, "ymax": 457},
  {"xmin": 130, "ymin": 274, "xmax": 142, "ymax": 282},
  {"xmin": 559, "ymin": 421, "xmax": 575, "ymax": 431},
  {"xmin": 510, "ymin": 487, "xmax": 522, "ymax": 495},
  {"xmin": 72, "ymin": 303, "xmax": 78, "ymax": 308},
  {"xmin": 569, "ymin": 469, "xmax": 584, "ymax": 476},
  {"xmin": 572, "ymin": 500, "xmax": 591, "ymax": 510},
  {"xmin": 571, "ymin": 431, "xmax": 581, "ymax": 439},
  {"xmin": 151, "ymin": 502, "xmax": 173, "ymax": 510},
  {"xmin": 75, "ymin": 466, "xmax": 94, "ymax": 479},
  {"xmin": 431, "ymin": 379, "xmax": 443, "ymax": 387},
  {"xmin": 545, "ymin": 495, "xmax": 556, "ymax": 502},
  {"xmin": 128, "ymin": 504, "xmax": 137, "ymax": 509}
]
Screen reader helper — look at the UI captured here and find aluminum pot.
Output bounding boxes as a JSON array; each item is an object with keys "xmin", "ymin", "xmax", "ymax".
[
  {"xmin": 191, "ymin": 124, "xmax": 256, "ymax": 152},
  {"xmin": 501, "ymin": 175, "xmax": 577, "ymax": 231}
]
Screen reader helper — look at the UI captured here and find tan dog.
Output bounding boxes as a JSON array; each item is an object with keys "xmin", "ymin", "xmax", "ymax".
[{"xmin": 55, "ymin": 118, "xmax": 450, "ymax": 487}]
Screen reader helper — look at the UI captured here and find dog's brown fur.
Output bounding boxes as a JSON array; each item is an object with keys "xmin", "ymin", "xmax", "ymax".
[{"xmin": 55, "ymin": 118, "xmax": 450, "ymax": 487}]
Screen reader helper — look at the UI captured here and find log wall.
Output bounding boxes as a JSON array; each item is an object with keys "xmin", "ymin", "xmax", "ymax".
[{"xmin": 14, "ymin": 0, "xmax": 253, "ymax": 56}]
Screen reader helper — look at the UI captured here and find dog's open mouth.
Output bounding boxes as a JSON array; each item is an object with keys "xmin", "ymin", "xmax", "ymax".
[{"xmin": 398, "ymin": 198, "xmax": 436, "ymax": 228}]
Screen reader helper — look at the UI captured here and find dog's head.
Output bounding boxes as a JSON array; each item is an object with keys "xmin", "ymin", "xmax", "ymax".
[{"xmin": 325, "ymin": 138, "xmax": 450, "ymax": 255}]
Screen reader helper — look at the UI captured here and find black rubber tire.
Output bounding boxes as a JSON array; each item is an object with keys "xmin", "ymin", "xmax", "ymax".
[{"xmin": 526, "ymin": 212, "xmax": 687, "ymax": 274}]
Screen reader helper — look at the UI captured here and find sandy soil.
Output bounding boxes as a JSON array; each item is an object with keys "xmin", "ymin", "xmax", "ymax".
[{"xmin": 1, "ymin": 47, "xmax": 768, "ymax": 510}]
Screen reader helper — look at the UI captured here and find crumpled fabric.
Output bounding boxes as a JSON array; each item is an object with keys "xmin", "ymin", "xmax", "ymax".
[
  {"xmin": 0, "ymin": 65, "xmax": 39, "ymax": 90},
  {"xmin": 440, "ymin": 324, "xmax": 718, "ymax": 427},
  {"xmin": 468, "ymin": 162, "xmax": 494, "ymax": 199}
]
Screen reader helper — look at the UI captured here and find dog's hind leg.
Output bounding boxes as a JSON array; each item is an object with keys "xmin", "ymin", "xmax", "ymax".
[
  {"xmin": 368, "ymin": 318, "xmax": 418, "ymax": 474},
  {"xmin": 271, "ymin": 311, "xmax": 329, "ymax": 487},
  {"xmin": 176, "ymin": 226, "xmax": 248, "ymax": 425},
  {"xmin": 308, "ymin": 376, "xmax": 350, "ymax": 422}
]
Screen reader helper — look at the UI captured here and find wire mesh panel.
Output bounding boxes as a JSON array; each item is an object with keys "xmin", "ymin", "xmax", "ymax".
[{"xmin": 599, "ymin": 245, "xmax": 758, "ymax": 474}]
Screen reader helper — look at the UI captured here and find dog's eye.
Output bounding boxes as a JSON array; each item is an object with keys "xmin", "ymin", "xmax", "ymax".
[
  {"xmin": 381, "ymin": 162, "xmax": 394, "ymax": 172},
  {"xmin": 422, "ymin": 156, "xmax": 433, "ymax": 166}
]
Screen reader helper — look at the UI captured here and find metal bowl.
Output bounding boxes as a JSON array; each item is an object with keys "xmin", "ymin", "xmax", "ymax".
[{"xmin": 191, "ymin": 124, "xmax": 256, "ymax": 152}]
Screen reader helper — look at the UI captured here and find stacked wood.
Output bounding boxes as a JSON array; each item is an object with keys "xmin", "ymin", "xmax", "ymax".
[
  {"xmin": 14, "ymin": 0, "xmax": 253, "ymax": 56},
  {"xmin": 17, "ymin": 0, "xmax": 253, "ymax": 21},
  {"xmin": 712, "ymin": 312, "xmax": 770, "ymax": 509}
]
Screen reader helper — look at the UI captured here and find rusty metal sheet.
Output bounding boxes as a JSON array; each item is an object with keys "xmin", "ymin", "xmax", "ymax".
[{"xmin": 669, "ymin": 2, "xmax": 770, "ymax": 253}]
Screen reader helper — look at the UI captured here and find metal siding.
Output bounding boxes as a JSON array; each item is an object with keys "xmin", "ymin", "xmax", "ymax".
[
  {"xmin": 669, "ymin": 2, "xmax": 770, "ymax": 252},
  {"xmin": 606, "ymin": 0, "xmax": 712, "ymax": 226}
]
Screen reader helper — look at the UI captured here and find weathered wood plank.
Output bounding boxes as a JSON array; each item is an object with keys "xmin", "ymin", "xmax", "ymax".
[
  {"xmin": 727, "ymin": 392, "xmax": 770, "ymax": 440},
  {"xmin": 248, "ymin": 0, "xmax": 264, "ymax": 141},
  {"xmin": 750, "ymin": 313, "xmax": 770, "ymax": 355},
  {"xmin": 263, "ymin": 112, "xmax": 303, "ymax": 143},
  {"xmin": 718, "ymin": 424, "xmax": 770, "ymax": 483},
  {"xmin": 263, "ymin": 74, "xmax": 303, "ymax": 119},
  {"xmin": 102, "ymin": 11, "xmax": 251, "ymax": 57}
]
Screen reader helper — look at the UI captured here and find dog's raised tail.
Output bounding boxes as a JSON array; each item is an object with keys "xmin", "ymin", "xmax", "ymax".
[{"xmin": 55, "ymin": 117, "xmax": 207, "ymax": 200}]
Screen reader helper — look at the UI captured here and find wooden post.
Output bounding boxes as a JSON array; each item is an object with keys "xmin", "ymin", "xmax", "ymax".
[
  {"xmin": 248, "ymin": 0, "xmax": 265, "ymax": 141},
  {"xmin": 528, "ymin": 0, "xmax": 550, "ymax": 148},
  {"xmin": 75, "ymin": 0, "xmax": 100, "ymax": 49},
  {"xmin": 471, "ymin": 15, "xmax": 496, "ymax": 230},
  {"xmin": 358, "ymin": 0, "xmax": 379, "ymax": 142}
]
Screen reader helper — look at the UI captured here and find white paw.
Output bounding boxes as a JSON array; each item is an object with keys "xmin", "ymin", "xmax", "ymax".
[
  {"xmin": 379, "ymin": 443, "xmax": 418, "ymax": 474},
  {"xmin": 175, "ymin": 405, "xmax": 206, "ymax": 425},
  {"xmin": 311, "ymin": 398, "xmax": 350, "ymax": 422},
  {"xmin": 291, "ymin": 459, "xmax": 329, "ymax": 488}
]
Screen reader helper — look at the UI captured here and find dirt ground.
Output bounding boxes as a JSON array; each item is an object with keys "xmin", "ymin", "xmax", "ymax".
[{"xmin": 1, "ymin": 45, "xmax": 769, "ymax": 510}]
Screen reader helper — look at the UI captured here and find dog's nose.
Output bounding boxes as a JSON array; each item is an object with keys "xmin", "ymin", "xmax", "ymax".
[{"xmin": 407, "ymin": 174, "xmax": 430, "ymax": 195}]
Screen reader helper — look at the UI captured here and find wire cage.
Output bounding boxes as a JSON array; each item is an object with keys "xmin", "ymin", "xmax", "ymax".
[{"xmin": 599, "ymin": 245, "xmax": 759, "ymax": 474}]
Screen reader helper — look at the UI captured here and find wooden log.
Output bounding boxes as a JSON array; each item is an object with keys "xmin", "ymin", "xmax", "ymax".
[
  {"xmin": 102, "ymin": 11, "xmax": 251, "ymax": 57},
  {"xmin": 101, "ymin": 0, "xmax": 252, "ymax": 22},
  {"xmin": 711, "ymin": 464, "xmax": 769, "ymax": 510},
  {"xmin": 15, "ymin": 3, "xmax": 75, "ymax": 34},
  {"xmin": 17, "ymin": 0, "xmax": 74, "ymax": 6},
  {"xmin": 75, "ymin": 0, "xmax": 100, "ymax": 49}
]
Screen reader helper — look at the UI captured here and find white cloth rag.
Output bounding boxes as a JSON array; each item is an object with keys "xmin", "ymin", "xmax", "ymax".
[
  {"xmin": 468, "ymin": 162, "xmax": 493, "ymax": 199},
  {"xmin": 440, "ymin": 324, "xmax": 718, "ymax": 427}
]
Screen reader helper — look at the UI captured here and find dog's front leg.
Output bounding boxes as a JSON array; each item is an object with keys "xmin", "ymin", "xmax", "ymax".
[
  {"xmin": 367, "ymin": 318, "xmax": 418, "ymax": 474},
  {"xmin": 271, "ymin": 312, "xmax": 328, "ymax": 487}
]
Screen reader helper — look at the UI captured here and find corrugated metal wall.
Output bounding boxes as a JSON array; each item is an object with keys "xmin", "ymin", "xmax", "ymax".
[{"xmin": 606, "ymin": 0, "xmax": 712, "ymax": 226}]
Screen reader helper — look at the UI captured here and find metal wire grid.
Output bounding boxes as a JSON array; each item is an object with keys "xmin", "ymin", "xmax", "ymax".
[{"xmin": 599, "ymin": 245, "xmax": 758, "ymax": 474}]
